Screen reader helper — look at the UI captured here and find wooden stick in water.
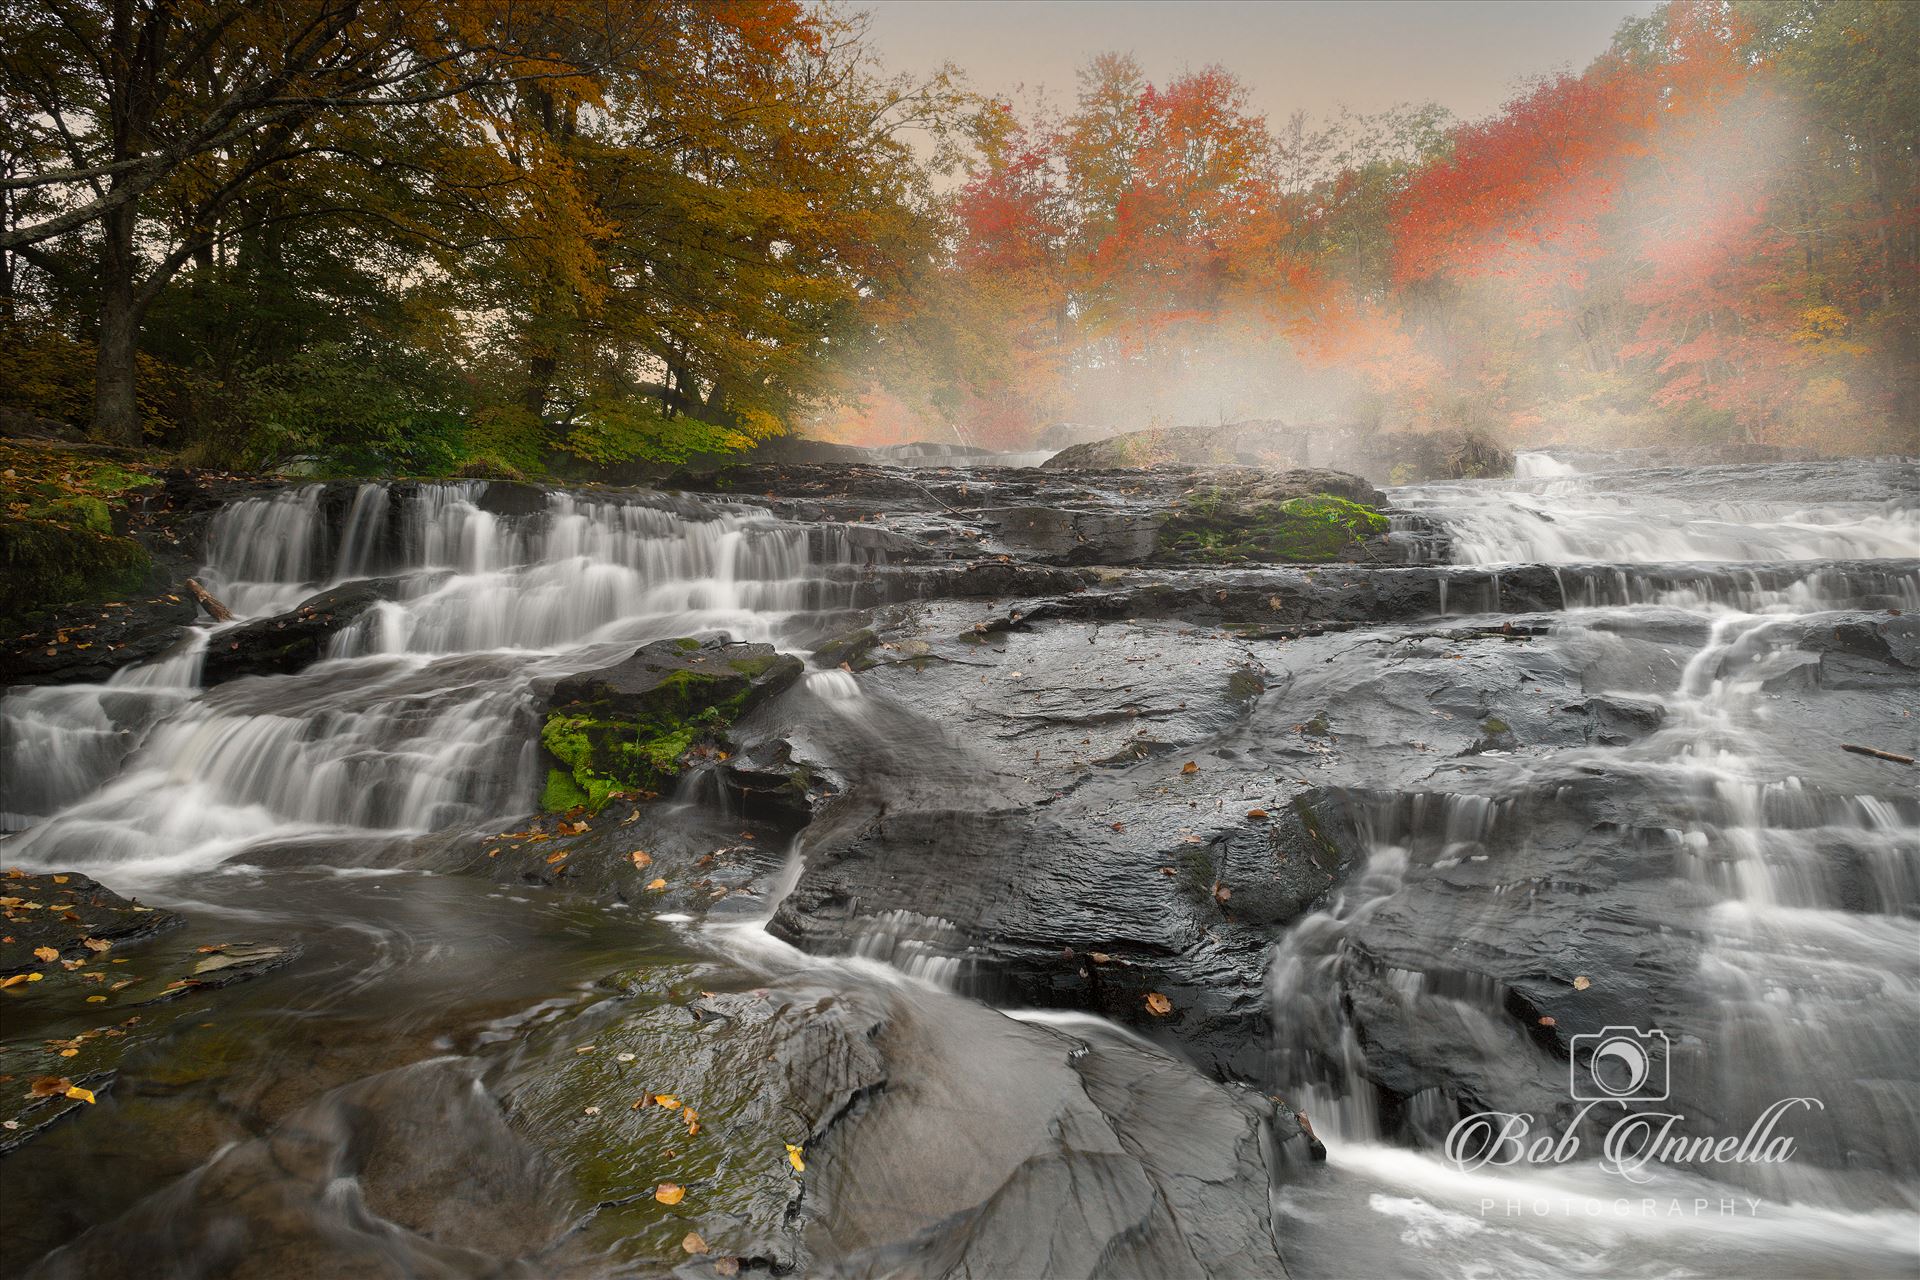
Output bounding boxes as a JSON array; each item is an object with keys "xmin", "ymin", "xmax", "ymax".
[
  {"xmin": 185, "ymin": 578, "xmax": 234, "ymax": 622},
  {"xmin": 1841, "ymin": 743, "xmax": 1916, "ymax": 766}
]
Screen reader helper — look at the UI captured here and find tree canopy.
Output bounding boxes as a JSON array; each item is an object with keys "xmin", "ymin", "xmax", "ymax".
[{"xmin": 2, "ymin": 0, "xmax": 1912, "ymax": 470}]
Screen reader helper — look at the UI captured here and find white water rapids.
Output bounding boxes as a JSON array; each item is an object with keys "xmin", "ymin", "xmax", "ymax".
[
  {"xmin": 2, "ymin": 483, "xmax": 868, "ymax": 874},
  {"xmin": 1269, "ymin": 454, "xmax": 1920, "ymax": 1278},
  {"xmin": 1, "ymin": 457, "xmax": 1915, "ymax": 1277}
]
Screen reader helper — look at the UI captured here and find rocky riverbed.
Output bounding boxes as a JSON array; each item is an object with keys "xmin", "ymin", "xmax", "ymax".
[{"xmin": 1, "ymin": 451, "xmax": 1916, "ymax": 1278}]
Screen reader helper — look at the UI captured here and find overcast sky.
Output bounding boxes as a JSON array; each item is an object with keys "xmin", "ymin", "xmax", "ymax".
[{"xmin": 863, "ymin": 0, "xmax": 1657, "ymax": 126}]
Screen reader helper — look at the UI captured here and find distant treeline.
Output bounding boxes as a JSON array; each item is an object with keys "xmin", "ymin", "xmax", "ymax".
[
  {"xmin": 2, "ymin": 1, "xmax": 1913, "ymax": 473},
  {"xmin": 823, "ymin": 0, "xmax": 1918, "ymax": 455}
]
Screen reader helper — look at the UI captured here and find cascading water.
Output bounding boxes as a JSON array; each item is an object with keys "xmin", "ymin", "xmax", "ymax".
[
  {"xmin": 1266, "ymin": 456, "xmax": 1920, "ymax": 1277},
  {"xmin": 2, "ymin": 481, "xmax": 871, "ymax": 881},
  {"xmin": 5, "ymin": 458, "xmax": 1916, "ymax": 1278}
]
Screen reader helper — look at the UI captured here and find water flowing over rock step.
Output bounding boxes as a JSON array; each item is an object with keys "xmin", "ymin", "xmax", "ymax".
[
  {"xmin": 17, "ymin": 553, "xmax": 1911, "ymax": 693},
  {"xmin": 2, "ymin": 454, "xmax": 1917, "ymax": 1277}
]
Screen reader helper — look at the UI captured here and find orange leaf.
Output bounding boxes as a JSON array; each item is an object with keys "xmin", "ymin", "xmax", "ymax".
[
  {"xmin": 1145, "ymin": 992, "xmax": 1173, "ymax": 1016},
  {"xmin": 630, "ymin": 851, "xmax": 652, "ymax": 869},
  {"xmin": 654, "ymin": 1182, "xmax": 685, "ymax": 1205},
  {"xmin": 32, "ymin": 946, "xmax": 58, "ymax": 963}
]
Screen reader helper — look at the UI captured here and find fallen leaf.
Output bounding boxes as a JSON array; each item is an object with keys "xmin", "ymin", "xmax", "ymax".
[
  {"xmin": 1145, "ymin": 992, "xmax": 1173, "ymax": 1016},
  {"xmin": 646, "ymin": 877, "xmax": 667, "ymax": 891},
  {"xmin": 786, "ymin": 1142, "xmax": 806, "ymax": 1172},
  {"xmin": 715, "ymin": 1258, "xmax": 741, "ymax": 1277},
  {"xmin": 64, "ymin": 1086, "xmax": 95, "ymax": 1104},
  {"xmin": 1538, "ymin": 1016, "xmax": 1557, "ymax": 1027},
  {"xmin": 615, "ymin": 1052, "xmax": 637, "ymax": 1063},
  {"xmin": 583, "ymin": 1106, "xmax": 601, "ymax": 1116},
  {"xmin": 32, "ymin": 946, "xmax": 58, "ymax": 963},
  {"xmin": 0, "ymin": 973, "xmax": 36, "ymax": 989},
  {"xmin": 1246, "ymin": 809, "xmax": 1269, "ymax": 820},
  {"xmin": 1089, "ymin": 952, "xmax": 1111, "ymax": 964},
  {"xmin": 85, "ymin": 995, "xmax": 105, "ymax": 1003},
  {"xmin": 27, "ymin": 1076, "xmax": 71, "ymax": 1098},
  {"xmin": 545, "ymin": 850, "xmax": 569, "ymax": 865},
  {"xmin": 654, "ymin": 1182, "xmax": 685, "ymax": 1205},
  {"xmin": 653, "ymin": 1093, "xmax": 681, "ymax": 1109},
  {"xmin": 82, "ymin": 937, "xmax": 110, "ymax": 953},
  {"xmin": 630, "ymin": 851, "xmax": 652, "ymax": 869},
  {"xmin": 51, "ymin": 876, "xmax": 68, "ymax": 885},
  {"xmin": 682, "ymin": 1232, "xmax": 708, "ymax": 1255},
  {"xmin": 1572, "ymin": 976, "xmax": 1591, "ymax": 991},
  {"xmin": 1181, "ymin": 761, "xmax": 1199, "ymax": 775}
]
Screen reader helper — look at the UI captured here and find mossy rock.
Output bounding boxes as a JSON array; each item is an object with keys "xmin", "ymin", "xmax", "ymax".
[
  {"xmin": 540, "ymin": 637, "xmax": 803, "ymax": 811},
  {"xmin": 1157, "ymin": 490, "xmax": 1389, "ymax": 564},
  {"xmin": 812, "ymin": 626, "xmax": 879, "ymax": 671},
  {"xmin": 1, "ymin": 517, "xmax": 152, "ymax": 628},
  {"xmin": 501, "ymin": 975, "xmax": 886, "ymax": 1271}
]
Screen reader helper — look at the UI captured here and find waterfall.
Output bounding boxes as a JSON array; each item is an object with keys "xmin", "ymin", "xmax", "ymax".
[
  {"xmin": 1267, "ymin": 457, "xmax": 1920, "ymax": 1220},
  {"xmin": 0, "ymin": 480, "xmax": 862, "ymax": 878}
]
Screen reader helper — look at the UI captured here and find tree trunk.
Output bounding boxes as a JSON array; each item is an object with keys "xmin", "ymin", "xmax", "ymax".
[
  {"xmin": 92, "ymin": 201, "xmax": 142, "ymax": 445},
  {"xmin": 523, "ymin": 351, "xmax": 557, "ymax": 421}
]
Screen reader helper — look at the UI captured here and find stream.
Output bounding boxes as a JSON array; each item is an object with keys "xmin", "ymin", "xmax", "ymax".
[{"xmin": 1, "ymin": 454, "xmax": 1916, "ymax": 1277}]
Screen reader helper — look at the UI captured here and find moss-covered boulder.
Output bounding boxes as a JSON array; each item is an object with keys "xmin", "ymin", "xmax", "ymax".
[
  {"xmin": 1155, "ymin": 469, "xmax": 1392, "ymax": 564},
  {"xmin": 0, "ymin": 517, "xmax": 153, "ymax": 629},
  {"xmin": 540, "ymin": 637, "xmax": 803, "ymax": 811}
]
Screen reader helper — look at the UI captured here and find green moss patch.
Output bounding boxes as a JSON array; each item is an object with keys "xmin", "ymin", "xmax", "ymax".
[
  {"xmin": 538, "ymin": 642, "xmax": 805, "ymax": 813},
  {"xmin": 1158, "ymin": 489, "xmax": 1389, "ymax": 563},
  {"xmin": 1, "ymin": 517, "xmax": 152, "ymax": 628}
]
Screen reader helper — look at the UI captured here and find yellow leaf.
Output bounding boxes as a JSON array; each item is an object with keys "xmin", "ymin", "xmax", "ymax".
[
  {"xmin": 786, "ymin": 1142, "xmax": 806, "ymax": 1172},
  {"xmin": 654, "ymin": 1182, "xmax": 685, "ymax": 1205},
  {"xmin": 1145, "ymin": 992, "xmax": 1173, "ymax": 1016},
  {"xmin": 52, "ymin": 876, "xmax": 68, "ymax": 884},
  {"xmin": 653, "ymin": 1093, "xmax": 681, "ymax": 1109},
  {"xmin": 0, "ymin": 973, "xmax": 33, "ymax": 989},
  {"xmin": 63, "ymin": 1086, "xmax": 95, "ymax": 1104},
  {"xmin": 1572, "ymin": 976, "xmax": 1591, "ymax": 991},
  {"xmin": 646, "ymin": 877, "xmax": 667, "ymax": 891},
  {"xmin": 85, "ymin": 995, "xmax": 105, "ymax": 1003}
]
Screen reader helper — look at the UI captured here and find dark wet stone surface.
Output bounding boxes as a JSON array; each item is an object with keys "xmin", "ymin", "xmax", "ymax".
[
  {"xmin": 0, "ymin": 871, "xmax": 183, "ymax": 976},
  {"xmin": 198, "ymin": 581, "xmax": 395, "ymax": 686}
]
